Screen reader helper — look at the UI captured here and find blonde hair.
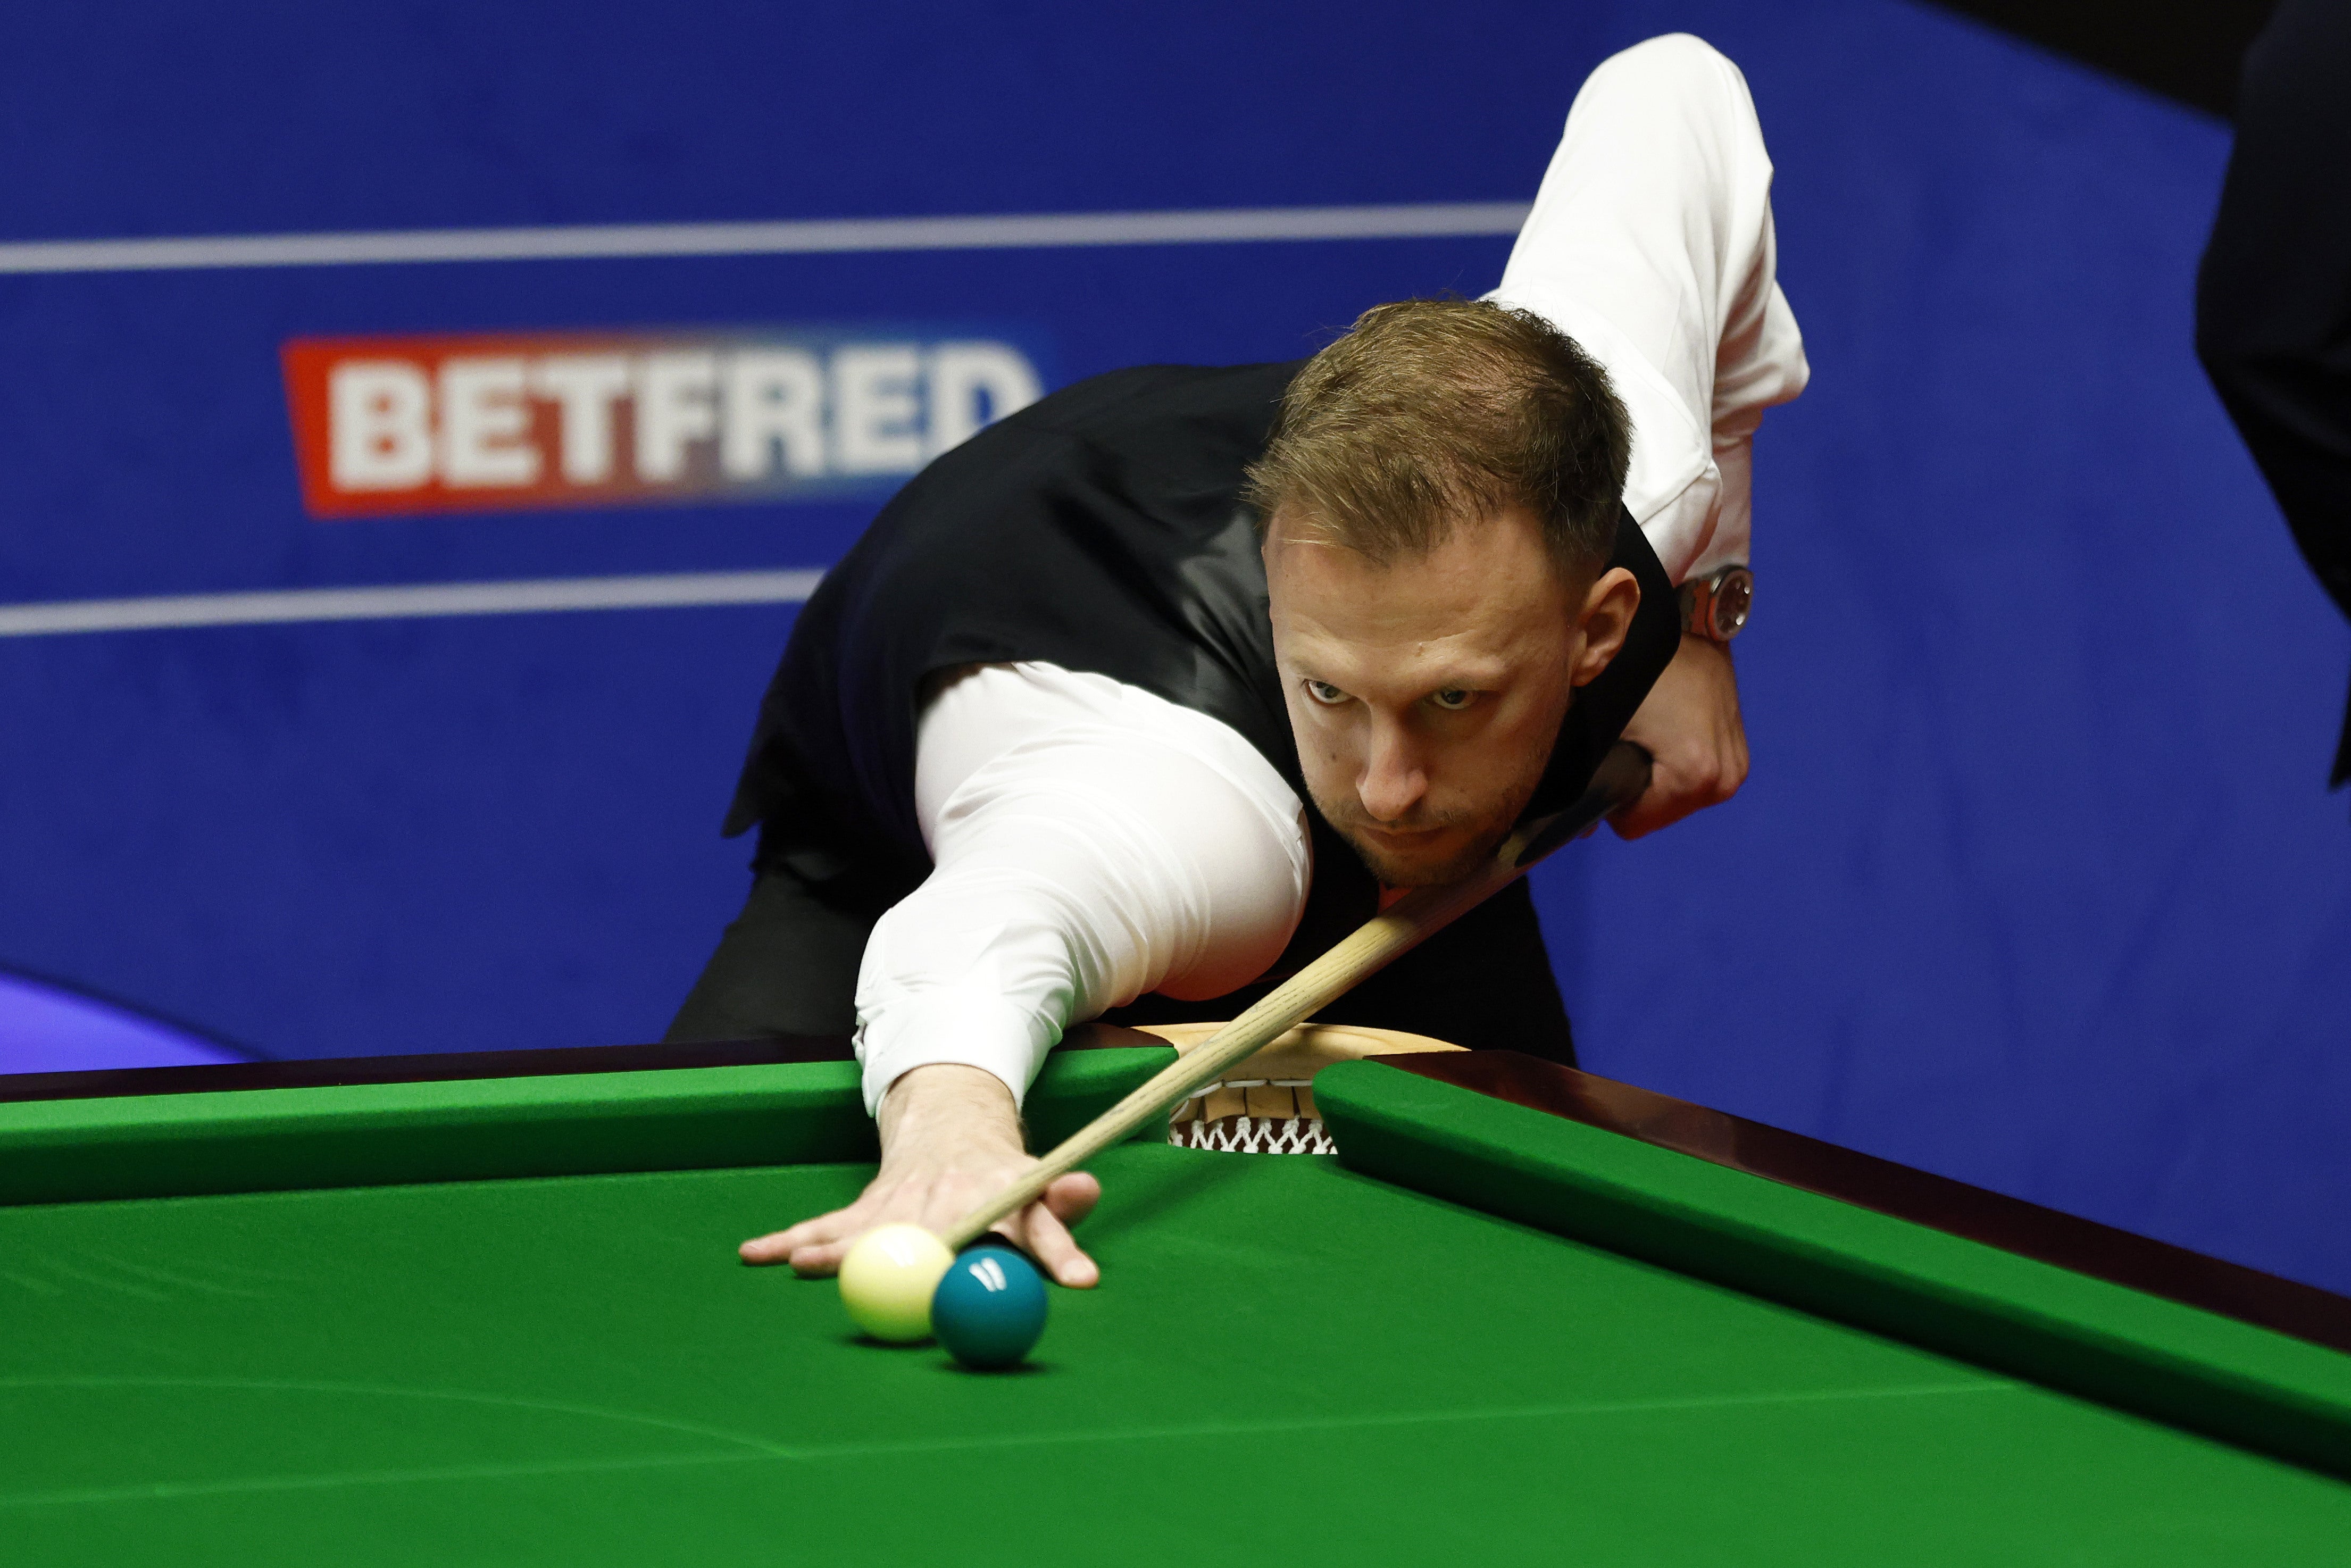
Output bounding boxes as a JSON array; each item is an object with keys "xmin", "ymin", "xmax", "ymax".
[{"xmin": 1243, "ymin": 298, "xmax": 1630, "ymax": 577}]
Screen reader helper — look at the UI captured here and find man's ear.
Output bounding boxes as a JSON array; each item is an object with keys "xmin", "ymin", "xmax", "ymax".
[{"xmin": 1568, "ymin": 566, "xmax": 1640, "ymax": 688}]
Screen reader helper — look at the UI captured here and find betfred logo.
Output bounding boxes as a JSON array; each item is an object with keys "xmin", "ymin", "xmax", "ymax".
[{"xmin": 282, "ymin": 328, "xmax": 1045, "ymax": 518}]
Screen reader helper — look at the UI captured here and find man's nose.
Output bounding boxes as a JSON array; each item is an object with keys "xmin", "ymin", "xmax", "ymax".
[{"xmin": 1357, "ymin": 718, "xmax": 1428, "ymax": 823}]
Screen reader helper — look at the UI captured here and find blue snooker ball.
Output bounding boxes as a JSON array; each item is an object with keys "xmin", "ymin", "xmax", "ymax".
[{"xmin": 930, "ymin": 1246, "xmax": 1048, "ymax": 1369}]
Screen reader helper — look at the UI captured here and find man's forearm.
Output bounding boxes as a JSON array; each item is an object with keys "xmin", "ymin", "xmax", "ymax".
[{"xmin": 876, "ymin": 1062, "xmax": 1025, "ymax": 1162}]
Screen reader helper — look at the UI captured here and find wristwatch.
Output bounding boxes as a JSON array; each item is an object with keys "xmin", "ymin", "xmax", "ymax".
[{"xmin": 1678, "ymin": 565, "xmax": 1754, "ymax": 643}]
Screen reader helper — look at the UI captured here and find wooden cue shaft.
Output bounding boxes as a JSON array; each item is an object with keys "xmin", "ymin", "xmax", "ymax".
[{"xmin": 939, "ymin": 740, "xmax": 1653, "ymax": 1250}]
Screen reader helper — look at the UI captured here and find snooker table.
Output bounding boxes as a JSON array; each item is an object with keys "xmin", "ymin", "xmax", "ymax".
[{"xmin": 4, "ymin": 1028, "xmax": 2350, "ymax": 1566}]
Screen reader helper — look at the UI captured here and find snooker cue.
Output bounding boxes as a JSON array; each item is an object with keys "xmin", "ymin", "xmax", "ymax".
[{"xmin": 939, "ymin": 739, "xmax": 1654, "ymax": 1250}]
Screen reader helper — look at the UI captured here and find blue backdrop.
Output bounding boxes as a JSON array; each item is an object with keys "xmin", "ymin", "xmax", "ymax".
[{"xmin": 3, "ymin": 1, "xmax": 2345, "ymax": 1294}]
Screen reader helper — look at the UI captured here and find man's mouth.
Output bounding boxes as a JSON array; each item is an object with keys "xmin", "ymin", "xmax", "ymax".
[{"xmin": 1359, "ymin": 823, "xmax": 1441, "ymax": 844}]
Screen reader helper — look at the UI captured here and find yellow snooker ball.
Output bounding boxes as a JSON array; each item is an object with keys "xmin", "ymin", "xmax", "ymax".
[{"xmin": 838, "ymin": 1223, "xmax": 955, "ymax": 1342}]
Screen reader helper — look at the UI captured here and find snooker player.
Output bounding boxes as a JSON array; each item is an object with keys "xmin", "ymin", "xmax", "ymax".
[{"xmin": 669, "ymin": 34, "xmax": 1810, "ymax": 1286}]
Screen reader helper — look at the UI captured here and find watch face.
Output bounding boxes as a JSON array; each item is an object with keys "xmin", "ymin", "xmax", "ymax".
[{"xmin": 1712, "ymin": 569, "xmax": 1753, "ymax": 639}]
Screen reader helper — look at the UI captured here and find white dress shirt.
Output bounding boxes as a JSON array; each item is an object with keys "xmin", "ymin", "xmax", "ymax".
[{"xmin": 852, "ymin": 34, "xmax": 1810, "ymax": 1111}]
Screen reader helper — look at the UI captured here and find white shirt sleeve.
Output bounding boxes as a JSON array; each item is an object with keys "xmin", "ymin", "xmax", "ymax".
[
  {"xmin": 852, "ymin": 662, "xmax": 1310, "ymax": 1112},
  {"xmin": 1487, "ymin": 32, "xmax": 1810, "ymax": 584}
]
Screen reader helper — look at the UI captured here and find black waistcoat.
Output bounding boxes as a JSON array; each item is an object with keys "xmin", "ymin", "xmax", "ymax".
[{"xmin": 724, "ymin": 360, "xmax": 1680, "ymax": 987}]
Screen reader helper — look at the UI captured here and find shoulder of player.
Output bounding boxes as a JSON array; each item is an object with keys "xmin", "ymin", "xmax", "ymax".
[
  {"xmin": 1001, "ymin": 360, "xmax": 1307, "ymax": 444},
  {"xmin": 880, "ymin": 359, "xmax": 1306, "ymax": 521}
]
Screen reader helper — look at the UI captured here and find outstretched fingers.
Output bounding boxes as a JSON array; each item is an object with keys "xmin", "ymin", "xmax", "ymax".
[
  {"xmin": 740, "ymin": 1206, "xmax": 860, "ymax": 1273},
  {"xmin": 1003, "ymin": 1173, "xmax": 1104, "ymax": 1288},
  {"xmin": 742, "ymin": 1167, "xmax": 1103, "ymax": 1285}
]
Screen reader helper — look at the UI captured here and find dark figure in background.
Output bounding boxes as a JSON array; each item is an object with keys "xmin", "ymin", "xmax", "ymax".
[{"xmin": 2196, "ymin": 0, "xmax": 2351, "ymax": 788}]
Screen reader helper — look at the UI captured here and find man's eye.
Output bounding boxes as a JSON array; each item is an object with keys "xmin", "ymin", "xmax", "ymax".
[
  {"xmin": 1430, "ymin": 688, "xmax": 1475, "ymax": 711},
  {"xmin": 1304, "ymin": 680, "xmax": 1348, "ymax": 706}
]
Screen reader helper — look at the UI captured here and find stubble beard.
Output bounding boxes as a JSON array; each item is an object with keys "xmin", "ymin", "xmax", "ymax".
[{"xmin": 1307, "ymin": 785, "xmax": 1519, "ymax": 889}]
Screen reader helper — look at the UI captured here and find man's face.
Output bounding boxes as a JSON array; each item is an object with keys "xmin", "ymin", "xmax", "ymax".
[{"xmin": 1264, "ymin": 506, "xmax": 1634, "ymax": 887}]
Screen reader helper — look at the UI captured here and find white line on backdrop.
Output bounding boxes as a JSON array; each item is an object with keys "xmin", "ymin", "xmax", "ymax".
[
  {"xmin": 0, "ymin": 202, "xmax": 1532, "ymax": 275},
  {"xmin": 0, "ymin": 571, "xmax": 825, "ymax": 637}
]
